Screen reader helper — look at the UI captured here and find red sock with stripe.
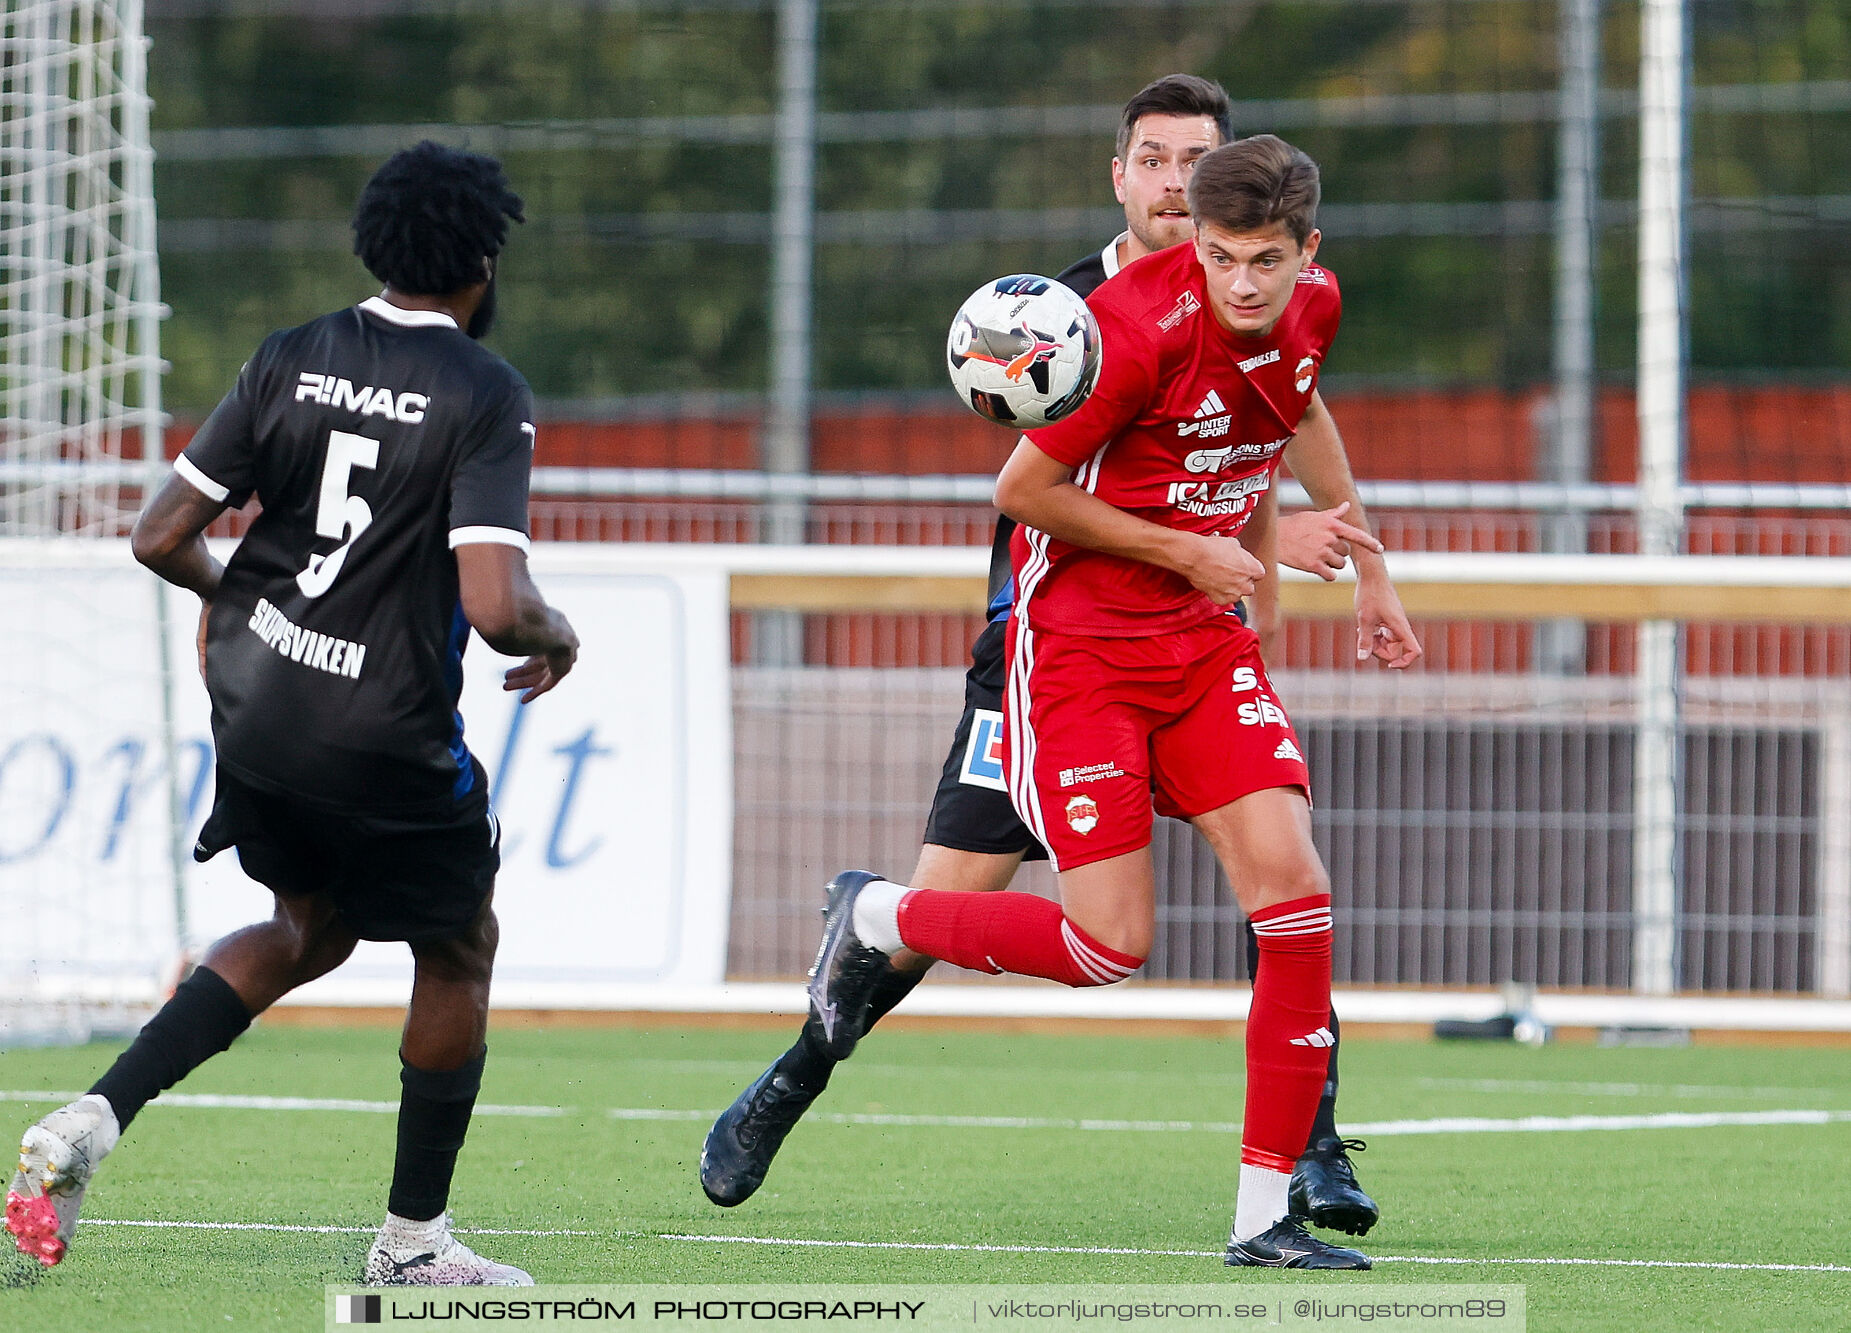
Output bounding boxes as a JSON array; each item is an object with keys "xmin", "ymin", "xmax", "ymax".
[
  {"xmin": 895, "ymin": 889, "xmax": 1143, "ymax": 988},
  {"xmin": 1239, "ymin": 894, "xmax": 1334, "ymax": 1202}
]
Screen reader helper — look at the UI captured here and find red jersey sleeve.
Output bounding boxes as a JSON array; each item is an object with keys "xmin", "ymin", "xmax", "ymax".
[
  {"xmin": 1296, "ymin": 265, "xmax": 1342, "ymax": 364},
  {"xmin": 1023, "ymin": 301, "xmax": 1158, "ymax": 467}
]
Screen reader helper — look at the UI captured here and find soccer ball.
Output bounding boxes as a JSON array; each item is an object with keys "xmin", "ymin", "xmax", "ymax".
[{"xmin": 946, "ymin": 274, "xmax": 1101, "ymax": 427}]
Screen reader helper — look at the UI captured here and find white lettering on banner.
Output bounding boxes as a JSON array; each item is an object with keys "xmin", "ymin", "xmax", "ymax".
[
  {"xmin": 246, "ymin": 598, "xmax": 367, "ymax": 680},
  {"xmin": 3, "ymin": 556, "xmax": 735, "ymax": 1000}
]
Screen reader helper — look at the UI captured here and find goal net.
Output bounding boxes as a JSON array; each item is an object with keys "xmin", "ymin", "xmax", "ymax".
[{"xmin": 1, "ymin": 0, "xmax": 182, "ymax": 1045}]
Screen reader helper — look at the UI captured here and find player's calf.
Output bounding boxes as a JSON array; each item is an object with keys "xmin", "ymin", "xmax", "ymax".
[
  {"xmin": 1233, "ymin": 894, "xmax": 1336, "ymax": 1246},
  {"xmin": 869, "ymin": 885, "xmax": 1144, "ymax": 988}
]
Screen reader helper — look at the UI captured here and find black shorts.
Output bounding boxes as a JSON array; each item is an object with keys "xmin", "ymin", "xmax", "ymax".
[
  {"xmin": 193, "ymin": 759, "xmax": 500, "ymax": 943},
  {"xmin": 922, "ymin": 618, "xmax": 1049, "ymax": 861}
]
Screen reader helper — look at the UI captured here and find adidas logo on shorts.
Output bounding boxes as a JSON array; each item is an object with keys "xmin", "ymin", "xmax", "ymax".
[
  {"xmin": 1273, "ymin": 738, "xmax": 1303, "ymax": 762},
  {"xmin": 1290, "ymin": 1027, "xmax": 1336, "ymax": 1048}
]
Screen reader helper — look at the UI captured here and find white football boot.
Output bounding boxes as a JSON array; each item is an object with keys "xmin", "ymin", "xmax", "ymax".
[
  {"xmin": 362, "ymin": 1213, "xmax": 534, "ymax": 1286},
  {"xmin": 5, "ymin": 1094, "xmax": 121, "ymax": 1267}
]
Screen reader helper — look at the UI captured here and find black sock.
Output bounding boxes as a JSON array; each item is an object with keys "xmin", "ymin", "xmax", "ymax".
[
  {"xmin": 785, "ymin": 963, "xmax": 929, "ymax": 1089},
  {"xmin": 89, "ymin": 966, "xmax": 253, "ymax": 1131},
  {"xmin": 1307, "ymin": 1008, "xmax": 1342, "ymax": 1148},
  {"xmin": 865, "ymin": 962, "xmax": 929, "ymax": 1028},
  {"xmin": 782, "ymin": 1021, "xmax": 837, "ymax": 1091},
  {"xmin": 387, "ymin": 1049, "xmax": 486, "ymax": 1222}
]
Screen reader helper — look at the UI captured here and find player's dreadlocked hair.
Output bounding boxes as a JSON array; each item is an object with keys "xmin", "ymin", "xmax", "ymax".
[
  {"xmin": 351, "ymin": 141, "xmax": 525, "ymax": 295},
  {"xmin": 1186, "ymin": 135, "xmax": 1321, "ymax": 247}
]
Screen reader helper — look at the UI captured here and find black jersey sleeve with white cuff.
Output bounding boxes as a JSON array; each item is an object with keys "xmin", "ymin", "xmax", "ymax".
[
  {"xmin": 448, "ymin": 377, "xmax": 535, "ymax": 550},
  {"xmin": 178, "ymin": 346, "xmax": 277, "ymax": 509},
  {"xmin": 197, "ymin": 298, "xmax": 537, "ymax": 815}
]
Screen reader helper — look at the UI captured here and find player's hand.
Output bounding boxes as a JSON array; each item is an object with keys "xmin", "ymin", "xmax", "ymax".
[
  {"xmin": 1181, "ymin": 533, "xmax": 1266, "ymax": 606},
  {"xmin": 503, "ymin": 644, "xmax": 577, "ymax": 703},
  {"xmin": 195, "ymin": 600, "xmax": 211, "ymax": 680},
  {"xmin": 503, "ymin": 617, "xmax": 579, "ymax": 703},
  {"xmin": 1278, "ymin": 502, "xmax": 1383, "ymax": 581},
  {"xmin": 1355, "ymin": 579, "xmax": 1423, "ymax": 669}
]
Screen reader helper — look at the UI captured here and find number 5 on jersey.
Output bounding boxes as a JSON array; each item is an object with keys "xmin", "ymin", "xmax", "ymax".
[{"xmin": 298, "ymin": 429, "xmax": 379, "ymax": 598}]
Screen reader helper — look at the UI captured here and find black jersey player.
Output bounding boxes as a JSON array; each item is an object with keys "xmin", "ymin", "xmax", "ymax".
[
  {"xmin": 6, "ymin": 143, "xmax": 578, "ymax": 1286},
  {"xmin": 700, "ymin": 77, "xmax": 1420, "ymax": 1235}
]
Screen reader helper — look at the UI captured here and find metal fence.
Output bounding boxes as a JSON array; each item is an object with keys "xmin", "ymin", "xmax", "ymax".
[{"xmin": 728, "ymin": 650, "xmax": 1848, "ymax": 996}]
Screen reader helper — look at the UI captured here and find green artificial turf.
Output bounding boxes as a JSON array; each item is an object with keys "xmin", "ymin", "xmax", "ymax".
[{"xmin": 3, "ymin": 1022, "xmax": 1847, "ymax": 1331}]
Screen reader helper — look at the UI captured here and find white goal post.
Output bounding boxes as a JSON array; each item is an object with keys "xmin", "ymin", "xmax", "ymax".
[{"xmin": 1, "ymin": 0, "xmax": 187, "ymax": 1046}]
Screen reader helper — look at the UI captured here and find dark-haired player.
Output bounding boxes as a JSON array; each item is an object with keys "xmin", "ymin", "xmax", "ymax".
[
  {"xmin": 702, "ymin": 80, "xmax": 1418, "ymax": 1241},
  {"xmin": 807, "ymin": 135, "xmax": 1403, "ymax": 1270},
  {"xmin": 5, "ymin": 142, "xmax": 577, "ymax": 1286}
]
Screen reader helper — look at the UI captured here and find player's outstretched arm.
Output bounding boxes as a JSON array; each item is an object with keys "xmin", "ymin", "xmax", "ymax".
[
  {"xmin": 131, "ymin": 473, "xmax": 229, "ymax": 602},
  {"xmin": 1277, "ymin": 500, "xmax": 1380, "ymax": 581},
  {"xmin": 995, "ymin": 436, "xmax": 1264, "ymax": 607},
  {"xmin": 456, "ymin": 543, "xmax": 579, "ymax": 702},
  {"xmin": 1284, "ymin": 393, "xmax": 1422, "ymax": 669}
]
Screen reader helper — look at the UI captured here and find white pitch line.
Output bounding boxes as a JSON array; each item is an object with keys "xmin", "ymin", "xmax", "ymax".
[
  {"xmin": 1416, "ymin": 1077, "xmax": 1850, "ymax": 1103},
  {"xmin": 658, "ymin": 1234, "xmax": 1851, "ymax": 1275},
  {"xmin": 1345, "ymin": 1109, "xmax": 1851, "ymax": 1136},
  {"xmin": 1373, "ymin": 1255, "xmax": 1851, "ymax": 1274},
  {"xmin": 660, "ymin": 1233, "xmax": 1215, "ymax": 1258},
  {"xmin": 8, "ymin": 1092, "xmax": 1848, "ymax": 1138},
  {"xmin": 54, "ymin": 1220, "xmax": 1851, "ymax": 1274},
  {"xmin": 0, "ymin": 1090, "xmax": 567, "ymax": 1117},
  {"xmin": 80, "ymin": 1220, "xmax": 596, "ymax": 1236},
  {"xmin": 619, "ymin": 1106, "xmax": 1851, "ymax": 1137}
]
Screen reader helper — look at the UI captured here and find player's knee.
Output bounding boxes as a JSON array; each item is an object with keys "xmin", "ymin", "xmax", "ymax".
[
  {"xmin": 1054, "ymin": 955, "xmax": 1146, "ymax": 987},
  {"xmin": 1248, "ymin": 864, "xmax": 1330, "ymax": 917},
  {"xmin": 470, "ymin": 903, "xmax": 500, "ymax": 962},
  {"xmin": 1054, "ymin": 915, "xmax": 1146, "ymax": 988},
  {"xmin": 413, "ymin": 905, "xmax": 498, "ymax": 983},
  {"xmin": 261, "ymin": 894, "xmax": 344, "ymax": 969},
  {"xmin": 1290, "ymin": 863, "xmax": 1332, "ymax": 903}
]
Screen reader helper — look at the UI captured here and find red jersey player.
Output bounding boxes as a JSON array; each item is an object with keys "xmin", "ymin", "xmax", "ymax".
[{"xmin": 808, "ymin": 136, "xmax": 1384, "ymax": 1270}]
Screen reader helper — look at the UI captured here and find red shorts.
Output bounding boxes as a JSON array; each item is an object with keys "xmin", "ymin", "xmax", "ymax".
[{"xmin": 1003, "ymin": 614, "xmax": 1310, "ymax": 871}]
